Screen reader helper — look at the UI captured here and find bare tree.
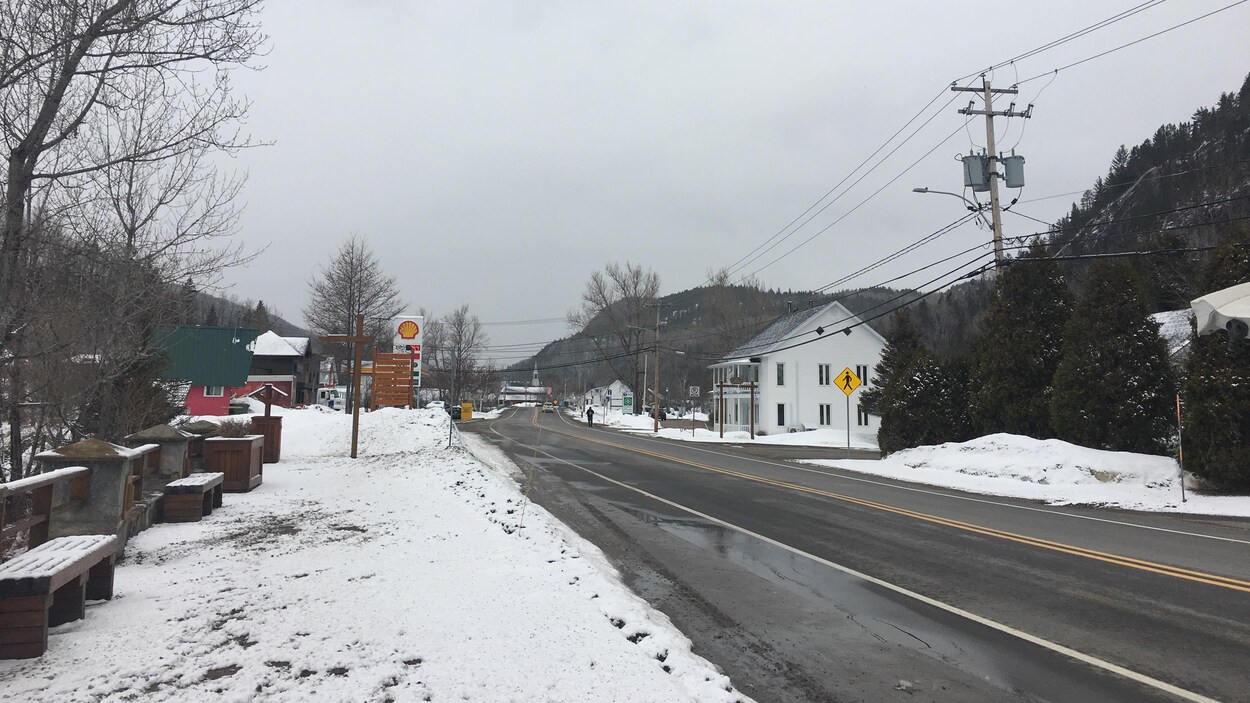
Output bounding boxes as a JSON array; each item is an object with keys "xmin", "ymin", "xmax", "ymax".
[
  {"xmin": 438, "ymin": 306, "xmax": 488, "ymax": 406},
  {"xmin": 1, "ymin": 0, "xmax": 264, "ymax": 348},
  {"xmin": 703, "ymin": 267, "xmax": 767, "ymax": 356},
  {"xmin": 567, "ymin": 262, "xmax": 659, "ymax": 413},
  {"xmin": 304, "ymin": 234, "xmax": 405, "ymax": 412},
  {"xmin": 1, "ymin": 0, "xmax": 264, "ymax": 476}
]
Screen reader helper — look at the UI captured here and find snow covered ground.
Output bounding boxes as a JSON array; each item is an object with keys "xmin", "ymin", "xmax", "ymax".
[
  {"xmin": 572, "ymin": 405, "xmax": 1249, "ymax": 517},
  {"xmin": 0, "ymin": 406, "xmax": 753, "ymax": 702},
  {"xmin": 805, "ymin": 433, "xmax": 1250, "ymax": 517},
  {"xmin": 577, "ymin": 405, "xmax": 878, "ymax": 449}
]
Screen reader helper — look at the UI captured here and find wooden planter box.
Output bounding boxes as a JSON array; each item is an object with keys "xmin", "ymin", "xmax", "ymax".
[
  {"xmin": 249, "ymin": 416, "xmax": 282, "ymax": 464},
  {"xmin": 203, "ymin": 436, "xmax": 264, "ymax": 492}
]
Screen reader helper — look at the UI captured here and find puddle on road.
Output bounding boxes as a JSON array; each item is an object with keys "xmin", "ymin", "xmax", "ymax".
[{"xmin": 613, "ymin": 503, "xmax": 1144, "ymax": 703}]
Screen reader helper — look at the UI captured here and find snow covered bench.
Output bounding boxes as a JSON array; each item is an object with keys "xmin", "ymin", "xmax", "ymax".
[
  {"xmin": 162, "ymin": 472, "xmax": 224, "ymax": 523},
  {"xmin": 0, "ymin": 534, "xmax": 119, "ymax": 659}
]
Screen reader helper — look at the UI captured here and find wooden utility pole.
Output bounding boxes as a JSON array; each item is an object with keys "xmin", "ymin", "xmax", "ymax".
[
  {"xmin": 647, "ymin": 302, "xmax": 669, "ymax": 433},
  {"xmin": 320, "ymin": 313, "xmax": 371, "ymax": 459},
  {"xmin": 953, "ymin": 75, "xmax": 1031, "ymax": 267}
]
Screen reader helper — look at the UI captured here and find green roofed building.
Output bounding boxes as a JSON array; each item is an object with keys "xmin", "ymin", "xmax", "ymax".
[{"xmin": 152, "ymin": 325, "xmax": 260, "ymax": 416}]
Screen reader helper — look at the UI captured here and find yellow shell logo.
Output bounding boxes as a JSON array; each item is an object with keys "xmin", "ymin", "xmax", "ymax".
[{"xmin": 398, "ymin": 320, "xmax": 420, "ymax": 339}]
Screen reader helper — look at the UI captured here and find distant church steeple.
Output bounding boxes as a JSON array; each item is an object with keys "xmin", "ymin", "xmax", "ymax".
[{"xmin": 532, "ymin": 363, "xmax": 539, "ymax": 388}]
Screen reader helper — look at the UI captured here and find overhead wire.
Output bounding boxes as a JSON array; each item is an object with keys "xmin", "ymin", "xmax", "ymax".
[
  {"xmin": 1020, "ymin": 159, "xmax": 1250, "ymax": 204},
  {"xmin": 954, "ymin": 0, "xmax": 1170, "ymax": 83},
  {"xmin": 1016, "ymin": 0, "xmax": 1249, "ymax": 85},
  {"xmin": 710, "ymin": 83, "xmax": 956, "ymax": 284},
  {"xmin": 742, "ymin": 116, "xmax": 976, "ymax": 279}
]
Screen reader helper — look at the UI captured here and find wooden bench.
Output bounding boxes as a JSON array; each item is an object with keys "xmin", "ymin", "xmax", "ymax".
[
  {"xmin": 0, "ymin": 535, "xmax": 119, "ymax": 658},
  {"xmin": 162, "ymin": 472, "xmax": 224, "ymax": 523},
  {"xmin": 1, "ymin": 467, "xmax": 121, "ymax": 659}
]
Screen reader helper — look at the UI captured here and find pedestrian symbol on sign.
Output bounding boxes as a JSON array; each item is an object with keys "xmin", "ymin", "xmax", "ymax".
[{"xmin": 837, "ymin": 367, "xmax": 861, "ymax": 396}]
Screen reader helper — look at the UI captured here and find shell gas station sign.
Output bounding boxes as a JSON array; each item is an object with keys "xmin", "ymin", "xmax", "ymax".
[{"xmin": 392, "ymin": 315, "xmax": 424, "ymax": 386}]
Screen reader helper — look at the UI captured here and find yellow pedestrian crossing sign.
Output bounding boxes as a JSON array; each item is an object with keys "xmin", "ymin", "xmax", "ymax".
[{"xmin": 837, "ymin": 367, "xmax": 861, "ymax": 396}]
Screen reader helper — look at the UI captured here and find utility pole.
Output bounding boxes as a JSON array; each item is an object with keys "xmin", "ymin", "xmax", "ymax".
[
  {"xmin": 646, "ymin": 302, "xmax": 670, "ymax": 433},
  {"xmin": 953, "ymin": 74, "xmax": 1031, "ymax": 267}
]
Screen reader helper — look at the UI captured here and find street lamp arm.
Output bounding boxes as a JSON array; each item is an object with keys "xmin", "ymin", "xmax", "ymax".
[{"xmin": 912, "ymin": 186, "xmax": 982, "ymax": 211}]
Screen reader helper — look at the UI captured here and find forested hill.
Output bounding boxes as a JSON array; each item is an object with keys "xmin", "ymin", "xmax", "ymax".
[
  {"xmin": 1045, "ymin": 71, "xmax": 1250, "ymax": 309},
  {"xmin": 505, "ymin": 281, "xmax": 989, "ymax": 395}
]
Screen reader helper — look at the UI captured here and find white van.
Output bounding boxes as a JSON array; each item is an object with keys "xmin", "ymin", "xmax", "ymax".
[{"xmin": 316, "ymin": 386, "xmax": 347, "ymax": 410}]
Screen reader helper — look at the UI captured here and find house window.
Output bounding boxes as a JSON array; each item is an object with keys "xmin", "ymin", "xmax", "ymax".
[
  {"xmin": 819, "ymin": 404, "xmax": 831, "ymax": 425},
  {"xmin": 777, "ymin": 403, "xmax": 785, "ymax": 427},
  {"xmin": 818, "ymin": 364, "xmax": 830, "ymax": 386},
  {"xmin": 857, "ymin": 404, "xmax": 870, "ymax": 427},
  {"xmin": 776, "ymin": 363, "xmax": 785, "ymax": 387},
  {"xmin": 856, "ymin": 365, "xmax": 869, "ymax": 386},
  {"xmin": 204, "ymin": 386, "xmax": 224, "ymax": 398}
]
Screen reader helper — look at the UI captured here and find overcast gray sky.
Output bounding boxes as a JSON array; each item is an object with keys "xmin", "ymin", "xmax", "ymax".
[{"xmin": 219, "ymin": 1, "xmax": 1250, "ymax": 361}]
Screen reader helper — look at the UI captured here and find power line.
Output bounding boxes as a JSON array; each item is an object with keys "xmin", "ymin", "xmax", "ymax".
[
  {"xmin": 1019, "ymin": 159, "xmax": 1250, "ymax": 204},
  {"xmin": 721, "ymin": 91, "xmax": 970, "ymax": 282},
  {"xmin": 1017, "ymin": 0, "xmax": 1250, "ymax": 85},
  {"xmin": 954, "ymin": 1, "xmax": 1170, "ymax": 83},
  {"xmin": 742, "ymin": 117, "xmax": 976, "ymax": 280},
  {"xmin": 710, "ymin": 84, "xmax": 958, "ymax": 284},
  {"xmin": 1001, "ymin": 193, "xmax": 1250, "ymax": 244},
  {"xmin": 812, "ymin": 212, "xmax": 980, "ymax": 293},
  {"xmin": 479, "ymin": 316, "xmax": 566, "ymax": 327}
]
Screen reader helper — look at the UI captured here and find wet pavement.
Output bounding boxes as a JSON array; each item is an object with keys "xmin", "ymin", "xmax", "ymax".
[{"xmin": 461, "ymin": 410, "xmax": 1239, "ymax": 702}]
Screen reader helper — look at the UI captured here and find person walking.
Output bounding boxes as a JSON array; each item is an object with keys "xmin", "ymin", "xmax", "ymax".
[{"xmin": 586, "ymin": 406, "xmax": 595, "ymax": 427}]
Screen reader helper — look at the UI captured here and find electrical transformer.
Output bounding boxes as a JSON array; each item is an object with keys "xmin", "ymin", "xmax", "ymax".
[
  {"xmin": 1003, "ymin": 154, "xmax": 1026, "ymax": 188},
  {"xmin": 961, "ymin": 153, "xmax": 989, "ymax": 192}
]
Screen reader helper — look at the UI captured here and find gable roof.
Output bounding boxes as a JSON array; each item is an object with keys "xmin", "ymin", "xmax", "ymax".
[
  {"xmin": 716, "ymin": 300, "xmax": 886, "ymax": 362},
  {"xmin": 152, "ymin": 325, "xmax": 260, "ymax": 386}
]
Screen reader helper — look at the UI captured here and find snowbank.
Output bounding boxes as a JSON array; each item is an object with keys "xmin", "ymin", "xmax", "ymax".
[
  {"xmin": 577, "ymin": 405, "xmax": 878, "ymax": 449},
  {"xmin": 807, "ymin": 433, "xmax": 1250, "ymax": 516},
  {"xmin": 0, "ymin": 407, "xmax": 752, "ymax": 702}
]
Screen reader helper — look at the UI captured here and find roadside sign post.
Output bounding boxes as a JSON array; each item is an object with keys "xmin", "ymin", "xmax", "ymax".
[
  {"xmin": 688, "ymin": 385, "xmax": 699, "ymax": 435},
  {"xmin": 837, "ymin": 367, "xmax": 862, "ymax": 459},
  {"xmin": 1176, "ymin": 394, "xmax": 1187, "ymax": 503},
  {"xmin": 320, "ymin": 313, "xmax": 372, "ymax": 459}
]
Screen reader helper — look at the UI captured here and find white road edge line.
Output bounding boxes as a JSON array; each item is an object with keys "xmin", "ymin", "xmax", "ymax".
[
  {"xmin": 503, "ymin": 412, "xmax": 1219, "ymax": 703},
  {"xmin": 596, "ymin": 417, "xmax": 1250, "ymax": 546}
]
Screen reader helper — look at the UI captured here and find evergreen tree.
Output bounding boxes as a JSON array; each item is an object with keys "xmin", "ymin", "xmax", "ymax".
[
  {"xmin": 874, "ymin": 354, "xmax": 972, "ymax": 454},
  {"xmin": 939, "ymin": 355, "xmax": 974, "ymax": 443},
  {"xmin": 205, "ymin": 304, "xmax": 220, "ymax": 326},
  {"xmin": 241, "ymin": 300, "xmax": 271, "ymax": 330},
  {"xmin": 969, "ymin": 243, "xmax": 1072, "ymax": 438},
  {"xmin": 1051, "ymin": 260, "xmax": 1175, "ymax": 454},
  {"xmin": 1182, "ymin": 227, "xmax": 1250, "ymax": 489},
  {"xmin": 862, "ymin": 309, "xmax": 967, "ymax": 454},
  {"xmin": 860, "ymin": 308, "xmax": 925, "ymax": 416}
]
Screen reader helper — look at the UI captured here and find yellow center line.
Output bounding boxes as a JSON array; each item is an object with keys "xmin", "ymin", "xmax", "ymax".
[{"xmin": 531, "ymin": 411, "xmax": 1250, "ymax": 594}]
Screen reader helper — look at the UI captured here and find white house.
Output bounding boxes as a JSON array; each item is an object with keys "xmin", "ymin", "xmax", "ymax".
[
  {"xmin": 583, "ymin": 380, "xmax": 633, "ymax": 412},
  {"xmin": 709, "ymin": 301, "xmax": 887, "ymax": 436}
]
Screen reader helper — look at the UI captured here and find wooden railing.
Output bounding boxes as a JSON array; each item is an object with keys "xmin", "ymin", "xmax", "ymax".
[{"xmin": 0, "ymin": 466, "xmax": 91, "ymax": 555}]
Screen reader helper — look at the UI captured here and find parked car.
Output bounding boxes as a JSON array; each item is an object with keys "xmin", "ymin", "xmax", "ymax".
[
  {"xmin": 643, "ymin": 406, "xmax": 667, "ymax": 420},
  {"xmin": 541, "ymin": 402, "xmax": 556, "ymax": 413}
]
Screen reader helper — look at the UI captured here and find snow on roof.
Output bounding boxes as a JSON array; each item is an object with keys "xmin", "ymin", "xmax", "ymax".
[
  {"xmin": 282, "ymin": 336, "xmax": 310, "ymax": 355},
  {"xmin": 722, "ymin": 307, "xmax": 823, "ymax": 359},
  {"xmin": 1151, "ymin": 309, "xmax": 1194, "ymax": 357},
  {"xmin": 253, "ymin": 330, "xmax": 302, "ymax": 357}
]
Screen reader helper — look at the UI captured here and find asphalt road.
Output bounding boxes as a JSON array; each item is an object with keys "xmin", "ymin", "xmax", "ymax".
[{"xmin": 463, "ymin": 408, "xmax": 1250, "ymax": 703}]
